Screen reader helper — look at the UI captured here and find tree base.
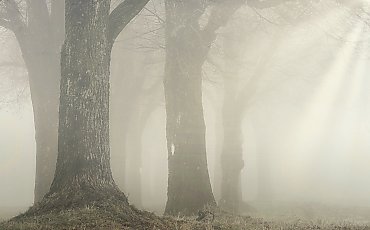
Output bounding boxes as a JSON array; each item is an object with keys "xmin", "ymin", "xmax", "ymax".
[
  {"xmin": 2, "ymin": 187, "xmax": 179, "ymax": 229},
  {"xmin": 23, "ymin": 185, "xmax": 131, "ymax": 216},
  {"xmin": 1, "ymin": 206, "xmax": 184, "ymax": 229}
]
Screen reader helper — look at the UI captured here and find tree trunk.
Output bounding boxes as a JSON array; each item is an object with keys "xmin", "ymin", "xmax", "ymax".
[
  {"xmin": 16, "ymin": 32, "xmax": 62, "ymax": 203},
  {"xmin": 11, "ymin": 1, "xmax": 65, "ymax": 203},
  {"xmin": 164, "ymin": 63, "xmax": 216, "ymax": 215},
  {"xmin": 163, "ymin": 1, "xmax": 217, "ymax": 216},
  {"xmin": 30, "ymin": 1, "xmax": 126, "ymax": 212},
  {"xmin": 218, "ymin": 28, "xmax": 249, "ymax": 212},
  {"xmin": 163, "ymin": 27, "xmax": 215, "ymax": 216},
  {"xmin": 10, "ymin": 0, "xmax": 153, "ymax": 221}
]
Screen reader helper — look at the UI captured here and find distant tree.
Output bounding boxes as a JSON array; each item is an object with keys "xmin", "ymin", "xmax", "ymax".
[
  {"xmin": 111, "ymin": 46, "xmax": 163, "ymax": 208},
  {"xmin": 220, "ymin": 25, "xmax": 283, "ymax": 212},
  {"xmin": 163, "ymin": 0, "xmax": 296, "ymax": 216},
  {"xmin": 163, "ymin": 0, "xmax": 248, "ymax": 216},
  {"xmin": 110, "ymin": 4, "xmax": 165, "ymax": 207},
  {"xmin": 218, "ymin": 0, "xmax": 342, "ymax": 211},
  {"xmin": 218, "ymin": 2, "xmax": 308, "ymax": 212},
  {"xmin": 0, "ymin": 0, "xmax": 64, "ymax": 203}
]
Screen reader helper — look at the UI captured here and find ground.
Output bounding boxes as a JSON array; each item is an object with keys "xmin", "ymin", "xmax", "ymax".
[{"xmin": 1, "ymin": 203, "xmax": 370, "ymax": 229}]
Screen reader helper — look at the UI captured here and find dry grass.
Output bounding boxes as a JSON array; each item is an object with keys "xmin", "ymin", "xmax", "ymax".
[{"xmin": 1, "ymin": 206, "xmax": 370, "ymax": 230}]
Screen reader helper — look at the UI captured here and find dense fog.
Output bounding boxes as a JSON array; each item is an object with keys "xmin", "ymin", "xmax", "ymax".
[{"xmin": 1, "ymin": 0, "xmax": 370, "ymax": 225}]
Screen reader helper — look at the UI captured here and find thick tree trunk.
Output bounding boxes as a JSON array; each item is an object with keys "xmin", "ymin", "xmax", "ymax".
[
  {"xmin": 164, "ymin": 63, "xmax": 215, "ymax": 215},
  {"xmin": 11, "ymin": 0, "xmax": 152, "ymax": 221},
  {"xmin": 163, "ymin": 1, "xmax": 216, "ymax": 216},
  {"xmin": 163, "ymin": 35, "xmax": 215, "ymax": 216},
  {"xmin": 29, "ymin": 1, "xmax": 127, "ymax": 212}
]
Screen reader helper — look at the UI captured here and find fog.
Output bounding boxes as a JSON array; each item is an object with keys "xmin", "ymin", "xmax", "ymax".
[{"xmin": 1, "ymin": 0, "xmax": 370, "ymax": 225}]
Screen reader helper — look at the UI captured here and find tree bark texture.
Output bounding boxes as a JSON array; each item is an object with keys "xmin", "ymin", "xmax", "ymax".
[
  {"xmin": 163, "ymin": 1, "xmax": 216, "ymax": 216},
  {"xmin": 49, "ymin": 0, "xmax": 117, "ymax": 201}
]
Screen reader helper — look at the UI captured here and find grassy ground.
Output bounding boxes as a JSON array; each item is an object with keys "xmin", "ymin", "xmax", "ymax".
[
  {"xmin": 1, "ymin": 204, "xmax": 370, "ymax": 229},
  {"xmin": 0, "ymin": 207, "xmax": 25, "ymax": 221}
]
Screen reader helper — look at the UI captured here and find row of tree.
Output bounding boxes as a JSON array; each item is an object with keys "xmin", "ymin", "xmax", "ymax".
[{"xmin": 1, "ymin": 0, "xmax": 361, "ymax": 217}]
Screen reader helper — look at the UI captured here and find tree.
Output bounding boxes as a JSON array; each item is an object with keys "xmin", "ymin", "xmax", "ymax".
[
  {"xmin": 163, "ymin": 0, "xmax": 293, "ymax": 216},
  {"xmin": 220, "ymin": 26, "xmax": 283, "ymax": 211},
  {"xmin": 163, "ymin": 0, "xmax": 247, "ymax": 216},
  {"xmin": 0, "ymin": 0, "xmax": 64, "ymax": 203},
  {"xmin": 110, "ymin": 6, "xmax": 165, "ymax": 207},
  {"xmin": 26, "ymin": 0, "xmax": 150, "ymax": 215},
  {"xmin": 219, "ymin": 0, "xmax": 330, "ymax": 211}
]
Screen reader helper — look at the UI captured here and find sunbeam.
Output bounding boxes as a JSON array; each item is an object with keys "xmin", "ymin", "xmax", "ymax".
[{"xmin": 277, "ymin": 22, "xmax": 364, "ymax": 199}]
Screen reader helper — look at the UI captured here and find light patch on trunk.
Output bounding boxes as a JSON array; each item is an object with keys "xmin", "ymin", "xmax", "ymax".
[{"xmin": 171, "ymin": 144, "xmax": 175, "ymax": 156}]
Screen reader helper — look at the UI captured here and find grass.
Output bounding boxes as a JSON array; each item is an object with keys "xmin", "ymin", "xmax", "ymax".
[{"xmin": 1, "ymin": 204, "xmax": 370, "ymax": 229}]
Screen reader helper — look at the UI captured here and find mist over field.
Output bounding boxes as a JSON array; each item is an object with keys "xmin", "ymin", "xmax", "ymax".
[{"xmin": 1, "ymin": 0, "xmax": 370, "ymax": 229}]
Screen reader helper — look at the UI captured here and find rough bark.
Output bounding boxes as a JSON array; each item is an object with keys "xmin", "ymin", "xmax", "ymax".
[
  {"xmin": 49, "ymin": 0, "xmax": 117, "ymax": 203},
  {"xmin": 164, "ymin": 56, "xmax": 215, "ymax": 215},
  {"xmin": 1, "ymin": 0, "xmax": 149, "ymax": 206},
  {"xmin": 22, "ymin": 0, "xmax": 149, "ymax": 215}
]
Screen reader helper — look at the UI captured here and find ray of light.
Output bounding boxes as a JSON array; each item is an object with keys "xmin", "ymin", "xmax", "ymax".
[{"xmin": 276, "ymin": 22, "xmax": 365, "ymax": 197}]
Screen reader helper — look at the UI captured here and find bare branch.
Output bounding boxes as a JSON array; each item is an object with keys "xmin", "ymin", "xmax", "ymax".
[
  {"xmin": 200, "ymin": 0, "xmax": 244, "ymax": 57},
  {"xmin": 143, "ymin": 6, "xmax": 165, "ymax": 24},
  {"xmin": 0, "ymin": 18, "xmax": 12, "ymax": 30},
  {"xmin": 108, "ymin": 0, "xmax": 150, "ymax": 45},
  {"xmin": 0, "ymin": 0, "xmax": 27, "ymax": 33}
]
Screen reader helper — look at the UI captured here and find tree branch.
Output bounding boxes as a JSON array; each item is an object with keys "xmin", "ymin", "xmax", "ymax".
[
  {"xmin": 1, "ymin": 0, "xmax": 27, "ymax": 33},
  {"xmin": 143, "ymin": 6, "xmax": 165, "ymax": 24},
  {"xmin": 0, "ymin": 18, "xmax": 12, "ymax": 30},
  {"xmin": 199, "ymin": 0, "xmax": 292, "ymax": 58},
  {"xmin": 108, "ymin": 0, "xmax": 150, "ymax": 45},
  {"xmin": 200, "ymin": 0, "xmax": 244, "ymax": 57}
]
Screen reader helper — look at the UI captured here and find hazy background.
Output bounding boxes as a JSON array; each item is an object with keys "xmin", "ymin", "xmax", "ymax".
[{"xmin": 2, "ymin": 0, "xmax": 370, "ymax": 219}]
